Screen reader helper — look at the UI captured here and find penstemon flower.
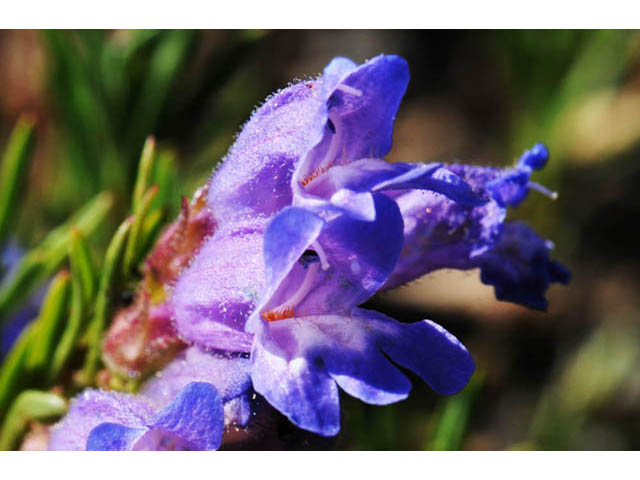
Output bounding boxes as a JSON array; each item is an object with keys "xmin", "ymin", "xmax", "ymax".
[
  {"xmin": 171, "ymin": 55, "xmax": 568, "ymax": 436},
  {"xmin": 48, "ymin": 54, "xmax": 571, "ymax": 449}
]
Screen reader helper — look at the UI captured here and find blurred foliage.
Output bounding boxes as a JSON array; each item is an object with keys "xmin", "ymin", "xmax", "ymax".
[{"xmin": 1, "ymin": 29, "xmax": 640, "ymax": 450}]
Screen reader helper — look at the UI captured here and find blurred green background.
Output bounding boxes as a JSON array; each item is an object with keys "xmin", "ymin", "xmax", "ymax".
[{"xmin": 1, "ymin": 30, "xmax": 640, "ymax": 450}]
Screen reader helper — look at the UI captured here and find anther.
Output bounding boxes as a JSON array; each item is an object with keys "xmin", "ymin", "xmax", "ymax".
[{"xmin": 336, "ymin": 84, "xmax": 363, "ymax": 97}]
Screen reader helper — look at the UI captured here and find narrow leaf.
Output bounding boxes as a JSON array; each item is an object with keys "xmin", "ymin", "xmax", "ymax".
[
  {"xmin": 69, "ymin": 229, "xmax": 97, "ymax": 304},
  {"xmin": 123, "ymin": 186, "xmax": 158, "ymax": 275},
  {"xmin": 25, "ymin": 271, "xmax": 71, "ymax": 375},
  {"xmin": 0, "ymin": 191, "xmax": 113, "ymax": 323},
  {"xmin": 132, "ymin": 136, "xmax": 156, "ymax": 213},
  {"xmin": 82, "ymin": 216, "xmax": 133, "ymax": 384},
  {"xmin": 0, "ymin": 115, "xmax": 36, "ymax": 243}
]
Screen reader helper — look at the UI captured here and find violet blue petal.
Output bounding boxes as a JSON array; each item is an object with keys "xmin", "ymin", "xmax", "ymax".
[
  {"xmin": 208, "ymin": 55, "xmax": 407, "ymax": 224},
  {"xmin": 148, "ymin": 382, "xmax": 224, "ymax": 451},
  {"xmin": 207, "ymin": 82, "xmax": 325, "ymax": 223},
  {"xmin": 473, "ymin": 222, "xmax": 571, "ymax": 311},
  {"xmin": 295, "ymin": 55, "xmax": 409, "ymax": 192},
  {"xmin": 250, "ymin": 308, "xmax": 473, "ymax": 436},
  {"xmin": 250, "ymin": 332, "xmax": 340, "ymax": 436},
  {"xmin": 518, "ymin": 142, "xmax": 550, "ymax": 170},
  {"xmin": 304, "ymin": 159, "xmax": 482, "ymax": 206},
  {"xmin": 355, "ymin": 309, "xmax": 475, "ymax": 395},
  {"xmin": 0, "ymin": 241, "xmax": 45, "ymax": 360},
  {"xmin": 86, "ymin": 423, "xmax": 147, "ymax": 451}
]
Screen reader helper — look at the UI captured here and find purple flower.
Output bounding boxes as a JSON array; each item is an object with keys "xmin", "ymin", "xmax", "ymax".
[
  {"xmin": 173, "ymin": 54, "xmax": 480, "ymax": 351},
  {"xmin": 384, "ymin": 143, "xmax": 570, "ymax": 310},
  {"xmin": 49, "ymin": 382, "xmax": 224, "ymax": 450},
  {"xmin": 169, "ymin": 54, "xmax": 569, "ymax": 437},
  {"xmin": 243, "ymin": 200, "xmax": 474, "ymax": 436}
]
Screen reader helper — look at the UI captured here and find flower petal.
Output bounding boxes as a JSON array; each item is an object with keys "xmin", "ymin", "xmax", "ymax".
[
  {"xmin": 48, "ymin": 390, "xmax": 154, "ymax": 451},
  {"xmin": 296, "ymin": 55, "xmax": 410, "ymax": 189},
  {"xmin": 86, "ymin": 423, "xmax": 147, "ymax": 451},
  {"xmin": 250, "ymin": 333, "xmax": 340, "ymax": 436},
  {"xmin": 252, "ymin": 193, "xmax": 404, "ymax": 333},
  {"xmin": 473, "ymin": 222, "xmax": 571, "ymax": 310},
  {"xmin": 356, "ymin": 309, "xmax": 475, "ymax": 395},
  {"xmin": 250, "ymin": 308, "xmax": 473, "ymax": 435},
  {"xmin": 303, "ymin": 158, "xmax": 482, "ymax": 206},
  {"xmin": 172, "ymin": 219, "xmax": 264, "ymax": 351},
  {"xmin": 148, "ymin": 382, "xmax": 224, "ymax": 451},
  {"xmin": 207, "ymin": 82, "xmax": 325, "ymax": 223},
  {"xmin": 141, "ymin": 346, "xmax": 252, "ymax": 427}
]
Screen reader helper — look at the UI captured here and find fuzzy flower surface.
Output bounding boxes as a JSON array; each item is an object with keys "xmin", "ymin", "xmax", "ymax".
[{"xmin": 49, "ymin": 382, "xmax": 224, "ymax": 451}]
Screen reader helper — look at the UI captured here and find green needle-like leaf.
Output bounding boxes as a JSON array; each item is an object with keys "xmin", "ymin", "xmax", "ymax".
[
  {"xmin": 428, "ymin": 372, "xmax": 484, "ymax": 451},
  {"xmin": 0, "ymin": 191, "xmax": 113, "ymax": 323},
  {"xmin": 82, "ymin": 216, "xmax": 133, "ymax": 384},
  {"xmin": 123, "ymin": 186, "xmax": 158, "ymax": 275},
  {"xmin": 0, "ymin": 390, "xmax": 67, "ymax": 451},
  {"xmin": 26, "ymin": 271, "xmax": 71, "ymax": 375},
  {"xmin": 0, "ymin": 115, "xmax": 36, "ymax": 244},
  {"xmin": 68, "ymin": 229, "xmax": 97, "ymax": 304},
  {"xmin": 48, "ymin": 260, "xmax": 86, "ymax": 384},
  {"xmin": 131, "ymin": 136, "xmax": 156, "ymax": 213},
  {"xmin": 0, "ymin": 324, "xmax": 35, "ymax": 418}
]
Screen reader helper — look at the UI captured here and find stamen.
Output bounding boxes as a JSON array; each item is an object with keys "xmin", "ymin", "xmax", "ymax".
[
  {"xmin": 300, "ymin": 113, "xmax": 342, "ymax": 188},
  {"xmin": 311, "ymin": 241, "xmax": 330, "ymax": 271},
  {"xmin": 262, "ymin": 306, "xmax": 295, "ymax": 322},
  {"xmin": 300, "ymin": 162, "xmax": 334, "ymax": 188},
  {"xmin": 261, "ymin": 261, "xmax": 321, "ymax": 322},
  {"xmin": 529, "ymin": 181, "xmax": 558, "ymax": 200},
  {"xmin": 336, "ymin": 84, "xmax": 363, "ymax": 97}
]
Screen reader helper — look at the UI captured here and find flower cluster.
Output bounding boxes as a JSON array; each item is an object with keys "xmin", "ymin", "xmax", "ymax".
[{"xmin": 49, "ymin": 55, "xmax": 569, "ymax": 449}]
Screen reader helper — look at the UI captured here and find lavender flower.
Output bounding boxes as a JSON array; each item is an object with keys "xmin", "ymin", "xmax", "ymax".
[
  {"xmin": 172, "ymin": 55, "xmax": 479, "ymax": 351},
  {"xmin": 49, "ymin": 382, "xmax": 224, "ymax": 450},
  {"xmin": 166, "ymin": 54, "xmax": 568, "ymax": 438}
]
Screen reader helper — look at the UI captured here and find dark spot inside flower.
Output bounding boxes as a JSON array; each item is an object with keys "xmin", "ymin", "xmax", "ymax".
[
  {"xmin": 299, "ymin": 250, "xmax": 320, "ymax": 268},
  {"xmin": 327, "ymin": 119, "xmax": 336, "ymax": 134}
]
